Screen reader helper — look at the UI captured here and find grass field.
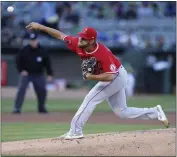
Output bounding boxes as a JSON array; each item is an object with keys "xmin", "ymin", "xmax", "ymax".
[
  {"xmin": 2, "ymin": 95, "xmax": 176, "ymax": 142},
  {"xmin": 1, "ymin": 95, "xmax": 176, "ymax": 113},
  {"xmin": 2, "ymin": 123, "xmax": 164, "ymax": 142}
]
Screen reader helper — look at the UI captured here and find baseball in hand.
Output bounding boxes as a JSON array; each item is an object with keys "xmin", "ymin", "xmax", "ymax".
[{"xmin": 7, "ymin": 6, "xmax": 14, "ymax": 12}]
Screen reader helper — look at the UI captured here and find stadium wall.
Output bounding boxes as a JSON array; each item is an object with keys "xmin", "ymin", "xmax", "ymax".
[{"xmin": 1, "ymin": 47, "xmax": 175, "ymax": 94}]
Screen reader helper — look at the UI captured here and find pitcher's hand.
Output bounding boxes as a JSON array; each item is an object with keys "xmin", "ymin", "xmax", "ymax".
[{"xmin": 26, "ymin": 22, "xmax": 42, "ymax": 30}]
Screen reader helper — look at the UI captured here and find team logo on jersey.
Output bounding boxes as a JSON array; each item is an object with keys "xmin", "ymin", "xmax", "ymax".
[
  {"xmin": 37, "ymin": 57, "xmax": 42, "ymax": 62},
  {"xmin": 110, "ymin": 64, "xmax": 116, "ymax": 72}
]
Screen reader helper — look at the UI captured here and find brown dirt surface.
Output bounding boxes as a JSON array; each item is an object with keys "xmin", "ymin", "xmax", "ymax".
[
  {"xmin": 2, "ymin": 112, "xmax": 176, "ymax": 125},
  {"xmin": 2, "ymin": 128, "xmax": 176, "ymax": 156},
  {"xmin": 2, "ymin": 87, "xmax": 176, "ymax": 156}
]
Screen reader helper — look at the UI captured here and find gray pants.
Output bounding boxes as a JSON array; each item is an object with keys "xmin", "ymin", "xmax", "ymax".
[
  {"xmin": 69, "ymin": 66, "xmax": 158, "ymax": 134},
  {"xmin": 13, "ymin": 75, "xmax": 47, "ymax": 112}
]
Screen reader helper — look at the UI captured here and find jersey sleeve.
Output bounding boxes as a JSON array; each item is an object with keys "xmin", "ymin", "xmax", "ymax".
[
  {"xmin": 102, "ymin": 57, "xmax": 117, "ymax": 74},
  {"xmin": 63, "ymin": 35, "xmax": 78, "ymax": 52}
]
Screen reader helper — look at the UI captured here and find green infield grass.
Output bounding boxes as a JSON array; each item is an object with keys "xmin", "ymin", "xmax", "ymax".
[
  {"xmin": 1, "ymin": 95, "xmax": 176, "ymax": 113},
  {"xmin": 2, "ymin": 123, "xmax": 167, "ymax": 142},
  {"xmin": 2, "ymin": 95, "xmax": 175, "ymax": 142}
]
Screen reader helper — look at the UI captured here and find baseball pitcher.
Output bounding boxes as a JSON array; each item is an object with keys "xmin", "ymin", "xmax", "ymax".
[{"xmin": 26, "ymin": 22, "xmax": 169, "ymax": 140}]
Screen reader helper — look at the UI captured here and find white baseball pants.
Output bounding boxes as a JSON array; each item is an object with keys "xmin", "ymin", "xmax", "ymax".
[{"xmin": 69, "ymin": 65, "xmax": 158, "ymax": 134}]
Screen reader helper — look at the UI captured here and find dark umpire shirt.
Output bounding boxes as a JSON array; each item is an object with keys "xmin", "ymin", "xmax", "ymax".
[{"xmin": 16, "ymin": 45, "xmax": 53, "ymax": 76}]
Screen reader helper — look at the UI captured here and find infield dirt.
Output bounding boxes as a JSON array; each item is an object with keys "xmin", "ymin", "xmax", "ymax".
[{"xmin": 2, "ymin": 128, "xmax": 175, "ymax": 156}]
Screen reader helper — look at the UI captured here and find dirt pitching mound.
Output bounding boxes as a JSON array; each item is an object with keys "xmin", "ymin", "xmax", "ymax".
[{"xmin": 2, "ymin": 128, "xmax": 175, "ymax": 156}]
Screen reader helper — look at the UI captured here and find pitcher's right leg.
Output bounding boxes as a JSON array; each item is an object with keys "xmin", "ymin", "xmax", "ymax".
[
  {"xmin": 108, "ymin": 88, "xmax": 158, "ymax": 119},
  {"xmin": 107, "ymin": 88, "xmax": 169, "ymax": 127}
]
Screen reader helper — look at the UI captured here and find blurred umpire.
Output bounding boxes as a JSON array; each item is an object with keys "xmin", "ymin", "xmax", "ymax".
[{"xmin": 13, "ymin": 33, "xmax": 53, "ymax": 114}]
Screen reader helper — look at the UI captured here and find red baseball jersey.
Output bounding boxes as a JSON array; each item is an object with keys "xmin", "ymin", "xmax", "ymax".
[{"xmin": 63, "ymin": 36, "xmax": 122, "ymax": 74}]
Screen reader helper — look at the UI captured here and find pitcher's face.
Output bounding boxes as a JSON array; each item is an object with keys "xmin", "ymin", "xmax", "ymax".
[{"xmin": 78, "ymin": 37, "xmax": 90, "ymax": 48}]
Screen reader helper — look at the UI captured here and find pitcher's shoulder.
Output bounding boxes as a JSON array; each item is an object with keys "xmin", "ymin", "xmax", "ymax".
[{"xmin": 98, "ymin": 43, "xmax": 112, "ymax": 52}]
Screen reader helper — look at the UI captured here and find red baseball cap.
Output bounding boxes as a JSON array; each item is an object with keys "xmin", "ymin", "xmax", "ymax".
[{"xmin": 77, "ymin": 27, "xmax": 97, "ymax": 40}]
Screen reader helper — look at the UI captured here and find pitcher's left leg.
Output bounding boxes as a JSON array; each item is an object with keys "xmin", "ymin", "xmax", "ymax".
[
  {"xmin": 69, "ymin": 81, "xmax": 111, "ymax": 135},
  {"xmin": 64, "ymin": 74, "xmax": 124, "ymax": 139},
  {"xmin": 62, "ymin": 83, "xmax": 108, "ymax": 139},
  {"xmin": 62, "ymin": 67, "xmax": 128, "ymax": 139}
]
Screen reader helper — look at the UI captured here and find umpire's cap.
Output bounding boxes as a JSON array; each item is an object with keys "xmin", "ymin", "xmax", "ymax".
[{"xmin": 29, "ymin": 33, "xmax": 38, "ymax": 40}]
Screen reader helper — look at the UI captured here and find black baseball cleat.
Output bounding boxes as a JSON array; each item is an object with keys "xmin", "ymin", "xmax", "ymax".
[
  {"xmin": 38, "ymin": 109, "xmax": 48, "ymax": 114},
  {"xmin": 12, "ymin": 110, "xmax": 21, "ymax": 114}
]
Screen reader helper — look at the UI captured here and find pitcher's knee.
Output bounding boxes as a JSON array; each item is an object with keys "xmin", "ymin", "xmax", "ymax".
[
  {"xmin": 84, "ymin": 94, "xmax": 92, "ymax": 102},
  {"xmin": 115, "ymin": 109, "xmax": 129, "ymax": 119}
]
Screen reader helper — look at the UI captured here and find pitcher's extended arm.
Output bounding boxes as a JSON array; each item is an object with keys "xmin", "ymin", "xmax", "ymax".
[{"xmin": 26, "ymin": 22, "xmax": 66, "ymax": 40}]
